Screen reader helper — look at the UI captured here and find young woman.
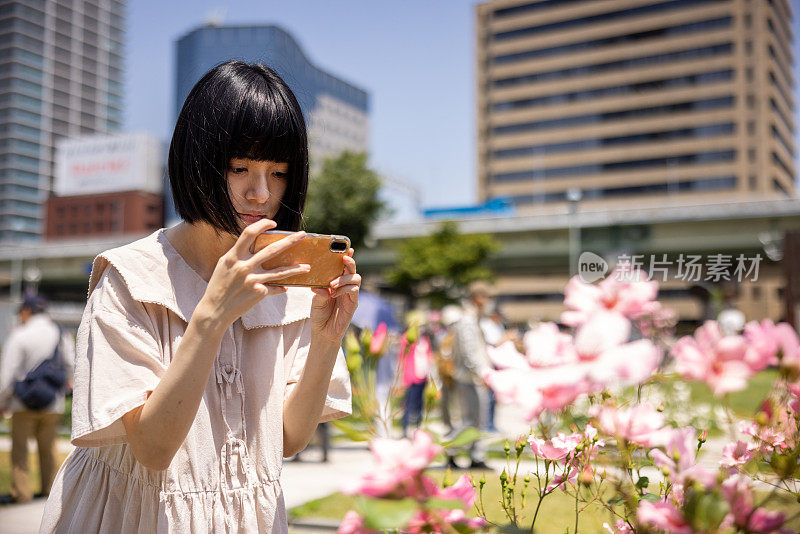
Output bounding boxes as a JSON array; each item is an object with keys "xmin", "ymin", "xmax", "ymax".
[{"xmin": 40, "ymin": 61, "xmax": 359, "ymax": 533}]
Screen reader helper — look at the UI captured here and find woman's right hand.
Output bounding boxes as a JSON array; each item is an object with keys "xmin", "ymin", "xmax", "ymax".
[{"xmin": 195, "ymin": 218, "xmax": 310, "ymax": 330}]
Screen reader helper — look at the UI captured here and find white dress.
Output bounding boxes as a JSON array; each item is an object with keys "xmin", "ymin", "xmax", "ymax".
[{"xmin": 39, "ymin": 229, "xmax": 352, "ymax": 533}]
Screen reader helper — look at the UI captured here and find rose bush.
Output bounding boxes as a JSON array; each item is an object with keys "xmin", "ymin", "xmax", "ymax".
[{"xmin": 338, "ymin": 267, "xmax": 800, "ymax": 533}]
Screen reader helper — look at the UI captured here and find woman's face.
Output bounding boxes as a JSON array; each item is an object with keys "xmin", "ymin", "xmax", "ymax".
[{"xmin": 226, "ymin": 157, "xmax": 289, "ymax": 230}]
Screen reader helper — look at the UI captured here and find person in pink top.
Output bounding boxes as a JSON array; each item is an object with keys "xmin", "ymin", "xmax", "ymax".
[
  {"xmin": 398, "ymin": 314, "xmax": 433, "ymax": 437},
  {"xmin": 39, "ymin": 61, "xmax": 360, "ymax": 533}
]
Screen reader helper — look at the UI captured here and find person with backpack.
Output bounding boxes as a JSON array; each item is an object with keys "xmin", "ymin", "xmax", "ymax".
[{"xmin": 0, "ymin": 295, "xmax": 74, "ymax": 502}]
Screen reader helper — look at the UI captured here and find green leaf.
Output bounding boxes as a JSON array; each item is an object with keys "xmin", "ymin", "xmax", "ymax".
[
  {"xmin": 330, "ymin": 420, "xmax": 371, "ymax": 442},
  {"xmin": 358, "ymin": 497, "xmax": 418, "ymax": 530},
  {"xmin": 425, "ymin": 498, "xmax": 465, "ymax": 510},
  {"xmin": 635, "ymin": 476, "xmax": 650, "ymax": 489},
  {"xmin": 640, "ymin": 493, "xmax": 660, "ymax": 502},
  {"xmin": 441, "ymin": 427, "xmax": 482, "ymax": 449}
]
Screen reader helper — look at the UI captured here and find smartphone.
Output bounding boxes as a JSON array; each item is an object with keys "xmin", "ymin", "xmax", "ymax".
[{"xmin": 250, "ymin": 230, "xmax": 351, "ymax": 288}]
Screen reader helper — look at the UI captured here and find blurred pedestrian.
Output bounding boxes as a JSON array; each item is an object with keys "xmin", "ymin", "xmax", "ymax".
[
  {"xmin": 0, "ymin": 295, "xmax": 74, "ymax": 503},
  {"xmin": 449, "ymin": 282, "xmax": 494, "ymax": 469},
  {"xmin": 399, "ymin": 311, "xmax": 432, "ymax": 437},
  {"xmin": 433, "ymin": 305, "xmax": 462, "ymax": 433},
  {"xmin": 479, "ymin": 304, "xmax": 510, "ymax": 433}
]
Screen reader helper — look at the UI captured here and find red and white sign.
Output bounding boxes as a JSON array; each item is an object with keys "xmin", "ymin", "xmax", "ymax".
[{"xmin": 55, "ymin": 133, "xmax": 163, "ymax": 196}]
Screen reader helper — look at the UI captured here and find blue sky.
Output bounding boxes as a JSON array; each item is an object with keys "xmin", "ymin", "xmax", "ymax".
[
  {"xmin": 125, "ymin": 0, "xmax": 477, "ymax": 220},
  {"xmin": 125, "ymin": 1, "xmax": 800, "ymax": 222}
]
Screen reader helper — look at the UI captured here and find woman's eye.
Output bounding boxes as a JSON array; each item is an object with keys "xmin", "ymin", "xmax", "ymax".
[
  {"xmin": 274, "ymin": 171, "xmax": 288, "ymax": 179},
  {"xmin": 229, "ymin": 167, "xmax": 247, "ymax": 174}
]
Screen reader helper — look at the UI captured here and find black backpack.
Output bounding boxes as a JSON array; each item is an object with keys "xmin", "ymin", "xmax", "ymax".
[{"xmin": 13, "ymin": 329, "xmax": 66, "ymax": 410}]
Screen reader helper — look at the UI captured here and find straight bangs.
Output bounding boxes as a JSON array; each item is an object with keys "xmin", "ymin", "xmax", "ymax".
[{"xmin": 227, "ymin": 86, "xmax": 306, "ymax": 165}]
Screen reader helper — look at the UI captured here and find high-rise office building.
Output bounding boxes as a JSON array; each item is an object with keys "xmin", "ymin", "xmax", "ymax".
[
  {"xmin": 175, "ymin": 24, "xmax": 368, "ymax": 161},
  {"xmin": 170, "ymin": 23, "xmax": 369, "ymax": 225},
  {"xmin": 0, "ymin": 0, "xmax": 125, "ymax": 242},
  {"xmin": 476, "ymin": 0, "xmax": 795, "ymax": 212}
]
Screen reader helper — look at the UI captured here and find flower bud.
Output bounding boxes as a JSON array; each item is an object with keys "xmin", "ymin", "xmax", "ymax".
[
  {"xmin": 500, "ymin": 469, "xmax": 508, "ymax": 485},
  {"xmin": 657, "ymin": 402, "xmax": 665, "ymax": 412},
  {"xmin": 479, "ymin": 474, "xmax": 486, "ymax": 488},
  {"xmin": 755, "ymin": 411, "xmax": 770, "ymax": 426}
]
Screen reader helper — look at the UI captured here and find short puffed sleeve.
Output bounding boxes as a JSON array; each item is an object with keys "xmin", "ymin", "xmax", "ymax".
[
  {"xmin": 70, "ymin": 266, "xmax": 166, "ymax": 446},
  {"xmin": 284, "ymin": 319, "xmax": 352, "ymax": 423}
]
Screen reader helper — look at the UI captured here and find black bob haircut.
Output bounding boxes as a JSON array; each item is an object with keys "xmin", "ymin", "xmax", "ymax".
[{"xmin": 168, "ymin": 60, "xmax": 308, "ymax": 235}]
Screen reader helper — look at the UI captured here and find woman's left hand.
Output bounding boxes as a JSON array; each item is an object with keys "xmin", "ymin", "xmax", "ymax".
[{"xmin": 310, "ymin": 248, "xmax": 360, "ymax": 344}]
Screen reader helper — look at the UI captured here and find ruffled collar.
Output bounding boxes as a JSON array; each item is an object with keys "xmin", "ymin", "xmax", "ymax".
[{"xmin": 87, "ymin": 229, "xmax": 312, "ymax": 328}]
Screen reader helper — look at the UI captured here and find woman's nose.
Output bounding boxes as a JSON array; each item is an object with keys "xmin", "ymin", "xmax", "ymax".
[{"xmin": 246, "ymin": 176, "xmax": 270, "ymax": 203}]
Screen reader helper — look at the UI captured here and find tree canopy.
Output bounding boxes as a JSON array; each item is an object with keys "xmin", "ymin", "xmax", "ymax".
[
  {"xmin": 386, "ymin": 221, "xmax": 498, "ymax": 307},
  {"xmin": 303, "ymin": 151, "xmax": 386, "ymax": 251}
]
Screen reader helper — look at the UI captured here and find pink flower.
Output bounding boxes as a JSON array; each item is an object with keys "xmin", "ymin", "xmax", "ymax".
[
  {"xmin": 571, "ymin": 311, "xmax": 661, "ymax": 387},
  {"xmin": 561, "ymin": 270, "xmax": 658, "ymax": 327},
  {"xmin": 744, "ymin": 320, "xmax": 783, "ymax": 370},
  {"xmin": 789, "ymin": 383, "xmax": 800, "ymax": 413},
  {"xmin": 744, "ymin": 319, "xmax": 800, "ymax": 371},
  {"xmin": 720, "ymin": 475, "xmax": 785, "ymax": 533},
  {"xmin": 545, "ymin": 466, "xmax": 578, "ymax": 492},
  {"xmin": 534, "ymin": 366, "xmax": 593, "ymax": 411},
  {"xmin": 738, "ymin": 420, "xmax": 788, "ymax": 451},
  {"xmin": 749, "ymin": 508, "xmax": 787, "ymax": 534},
  {"xmin": 338, "ymin": 510, "xmax": 373, "ymax": 534},
  {"xmin": 634, "ymin": 301, "xmax": 677, "ymax": 338},
  {"xmin": 528, "ymin": 431, "xmax": 581, "ymax": 461},
  {"xmin": 483, "ymin": 368, "xmax": 544, "ymax": 420},
  {"xmin": 586, "ymin": 339, "xmax": 661, "ymax": 386},
  {"xmin": 343, "ymin": 430, "xmax": 441, "ymax": 497},
  {"xmin": 523, "ymin": 322, "xmax": 577, "ymax": 367},
  {"xmin": 720, "ymin": 440, "xmax": 756, "ymax": 468},
  {"xmin": 485, "ymin": 340, "xmax": 528, "ymax": 370},
  {"xmin": 637, "ymin": 500, "xmax": 692, "ymax": 534},
  {"xmin": 369, "ymin": 322, "xmax": 388, "ymax": 355},
  {"xmin": 671, "ymin": 321, "xmax": 755, "ymax": 395},
  {"xmin": 603, "ymin": 519, "xmax": 633, "ymax": 533},
  {"xmin": 437, "ymin": 474, "xmax": 476, "ymax": 508},
  {"xmin": 572, "ymin": 310, "xmax": 631, "ymax": 360},
  {"xmin": 650, "ymin": 427, "xmax": 715, "ymax": 488},
  {"xmin": 591, "ymin": 403, "xmax": 671, "ymax": 447},
  {"xmin": 436, "ymin": 475, "xmax": 485, "ymax": 529}
]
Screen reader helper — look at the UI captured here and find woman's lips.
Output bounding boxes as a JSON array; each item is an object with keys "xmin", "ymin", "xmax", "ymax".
[{"xmin": 238, "ymin": 213, "xmax": 267, "ymax": 225}]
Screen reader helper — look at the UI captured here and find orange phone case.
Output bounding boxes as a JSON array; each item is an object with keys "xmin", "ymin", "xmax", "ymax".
[{"xmin": 250, "ymin": 231, "xmax": 350, "ymax": 288}]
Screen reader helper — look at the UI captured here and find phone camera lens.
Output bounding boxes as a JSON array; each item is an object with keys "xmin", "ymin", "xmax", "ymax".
[{"xmin": 330, "ymin": 240, "xmax": 347, "ymax": 252}]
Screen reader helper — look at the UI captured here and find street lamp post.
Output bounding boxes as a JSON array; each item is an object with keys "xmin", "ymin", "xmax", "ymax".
[{"xmin": 567, "ymin": 188, "xmax": 583, "ymax": 277}]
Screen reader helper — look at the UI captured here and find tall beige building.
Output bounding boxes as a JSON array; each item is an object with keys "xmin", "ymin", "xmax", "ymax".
[{"xmin": 476, "ymin": 0, "xmax": 795, "ymax": 212}]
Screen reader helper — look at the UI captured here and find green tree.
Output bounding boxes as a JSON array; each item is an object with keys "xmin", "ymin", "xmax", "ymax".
[
  {"xmin": 386, "ymin": 221, "xmax": 498, "ymax": 307},
  {"xmin": 303, "ymin": 151, "xmax": 386, "ymax": 251}
]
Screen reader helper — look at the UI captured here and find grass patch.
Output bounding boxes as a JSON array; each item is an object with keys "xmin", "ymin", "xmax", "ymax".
[
  {"xmin": 682, "ymin": 369, "xmax": 777, "ymax": 417},
  {"xmin": 290, "ymin": 468, "xmax": 619, "ymax": 534},
  {"xmin": 290, "ymin": 464, "xmax": 800, "ymax": 533}
]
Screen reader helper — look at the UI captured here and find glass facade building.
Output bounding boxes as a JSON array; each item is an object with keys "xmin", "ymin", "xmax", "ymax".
[
  {"xmin": 476, "ymin": 0, "xmax": 795, "ymax": 210},
  {"xmin": 170, "ymin": 24, "xmax": 370, "ymax": 225},
  {"xmin": 0, "ymin": 0, "xmax": 125, "ymax": 242}
]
